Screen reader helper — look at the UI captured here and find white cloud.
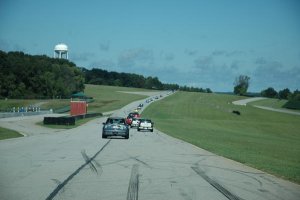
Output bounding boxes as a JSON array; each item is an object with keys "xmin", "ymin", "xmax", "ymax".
[
  {"xmin": 118, "ymin": 48, "xmax": 154, "ymax": 69},
  {"xmin": 99, "ymin": 41, "xmax": 110, "ymax": 51},
  {"xmin": 72, "ymin": 52, "xmax": 95, "ymax": 62},
  {"xmin": 184, "ymin": 49, "xmax": 197, "ymax": 56},
  {"xmin": 252, "ymin": 59, "xmax": 300, "ymax": 91}
]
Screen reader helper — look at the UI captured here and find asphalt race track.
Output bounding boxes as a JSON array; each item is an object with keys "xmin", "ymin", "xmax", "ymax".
[{"xmin": 0, "ymin": 92, "xmax": 299, "ymax": 200}]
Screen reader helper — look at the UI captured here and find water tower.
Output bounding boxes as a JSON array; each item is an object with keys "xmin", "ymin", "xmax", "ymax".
[{"xmin": 54, "ymin": 43, "xmax": 68, "ymax": 59}]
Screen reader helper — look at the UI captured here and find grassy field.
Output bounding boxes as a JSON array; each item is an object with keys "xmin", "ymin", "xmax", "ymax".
[
  {"xmin": 0, "ymin": 99, "xmax": 70, "ymax": 112},
  {"xmin": 248, "ymin": 98, "xmax": 288, "ymax": 109},
  {"xmin": 84, "ymin": 84, "xmax": 150, "ymax": 113},
  {"xmin": 0, "ymin": 126, "xmax": 23, "ymax": 140},
  {"xmin": 37, "ymin": 84, "xmax": 153, "ymax": 129},
  {"xmin": 1, "ymin": 84, "xmax": 153, "ymax": 135},
  {"xmin": 0, "ymin": 84, "xmax": 151, "ymax": 114},
  {"xmin": 248, "ymin": 98, "xmax": 300, "ymax": 113},
  {"xmin": 142, "ymin": 92, "xmax": 300, "ymax": 183}
]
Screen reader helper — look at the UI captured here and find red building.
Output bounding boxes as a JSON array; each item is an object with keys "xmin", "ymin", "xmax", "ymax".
[{"xmin": 70, "ymin": 101, "xmax": 87, "ymax": 116}]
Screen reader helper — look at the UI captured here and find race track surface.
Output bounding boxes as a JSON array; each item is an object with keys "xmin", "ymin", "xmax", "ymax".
[
  {"xmin": 232, "ymin": 97, "xmax": 300, "ymax": 116},
  {"xmin": 1, "ymin": 92, "xmax": 299, "ymax": 200}
]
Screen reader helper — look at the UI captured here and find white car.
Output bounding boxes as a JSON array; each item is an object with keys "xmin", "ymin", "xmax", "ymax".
[
  {"xmin": 137, "ymin": 119, "xmax": 153, "ymax": 132},
  {"xmin": 130, "ymin": 118, "xmax": 140, "ymax": 128}
]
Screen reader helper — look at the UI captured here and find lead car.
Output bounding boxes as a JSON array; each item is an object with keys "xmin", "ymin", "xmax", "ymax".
[{"xmin": 102, "ymin": 117, "xmax": 129, "ymax": 139}]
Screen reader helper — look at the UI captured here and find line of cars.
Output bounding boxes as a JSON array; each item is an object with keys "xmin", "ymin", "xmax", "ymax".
[
  {"xmin": 103, "ymin": 92, "xmax": 174, "ymax": 139},
  {"xmin": 125, "ymin": 111, "xmax": 154, "ymax": 132},
  {"xmin": 102, "ymin": 104, "xmax": 154, "ymax": 139}
]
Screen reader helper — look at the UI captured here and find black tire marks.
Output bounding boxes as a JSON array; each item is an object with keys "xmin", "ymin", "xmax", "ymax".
[
  {"xmin": 191, "ymin": 165, "xmax": 244, "ymax": 200},
  {"xmin": 81, "ymin": 150, "xmax": 103, "ymax": 175},
  {"xmin": 45, "ymin": 139, "xmax": 111, "ymax": 200},
  {"xmin": 127, "ymin": 164, "xmax": 139, "ymax": 200},
  {"xmin": 131, "ymin": 156, "xmax": 152, "ymax": 169}
]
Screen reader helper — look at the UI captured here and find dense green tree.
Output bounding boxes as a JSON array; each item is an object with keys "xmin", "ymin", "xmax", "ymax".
[
  {"xmin": 178, "ymin": 85, "xmax": 212, "ymax": 93},
  {"xmin": 261, "ymin": 87, "xmax": 278, "ymax": 98},
  {"xmin": 234, "ymin": 75, "xmax": 250, "ymax": 96},
  {"xmin": 283, "ymin": 90, "xmax": 300, "ymax": 110},
  {"xmin": 278, "ymin": 88, "xmax": 291, "ymax": 100},
  {"xmin": 206, "ymin": 88, "xmax": 212, "ymax": 93},
  {"xmin": 288, "ymin": 90, "xmax": 300, "ymax": 101},
  {"xmin": 0, "ymin": 50, "xmax": 213, "ymax": 98},
  {"xmin": 163, "ymin": 83, "xmax": 179, "ymax": 90},
  {"xmin": 0, "ymin": 50, "xmax": 85, "ymax": 98}
]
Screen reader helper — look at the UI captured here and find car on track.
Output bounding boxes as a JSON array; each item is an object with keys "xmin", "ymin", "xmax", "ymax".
[
  {"xmin": 130, "ymin": 118, "xmax": 140, "ymax": 128},
  {"xmin": 126, "ymin": 112, "xmax": 141, "ymax": 125},
  {"xmin": 137, "ymin": 118, "xmax": 154, "ymax": 132},
  {"xmin": 125, "ymin": 116, "xmax": 133, "ymax": 125},
  {"xmin": 102, "ymin": 117, "xmax": 129, "ymax": 139},
  {"xmin": 137, "ymin": 103, "xmax": 144, "ymax": 110}
]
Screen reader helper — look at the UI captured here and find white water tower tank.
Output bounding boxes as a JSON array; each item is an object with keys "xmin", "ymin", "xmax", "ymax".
[{"xmin": 54, "ymin": 43, "xmax": 68, "ymax": 59}]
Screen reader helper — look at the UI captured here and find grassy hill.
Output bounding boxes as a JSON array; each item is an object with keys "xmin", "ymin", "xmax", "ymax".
[
  {"xmin": 0, "ymin": 84, "xmax": 153, "ymax": 139},
  {"xmin": 0, "ymin": 84, "xmax": 152, "ymax": 114},
  {"xmin": 142, "ymin": 91, "xmax": 300, "ymax": 183},
  {"xmin": 84, "ymin": 84, "xmax": 150, "ymax": 113},
  {"xmin": 248, "ymin": 98, "xmax": 300, "ymax": 113}
]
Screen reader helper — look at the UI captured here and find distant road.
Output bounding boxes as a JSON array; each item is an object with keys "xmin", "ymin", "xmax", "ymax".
[
  {"xmin": 1, "ymin": 93, "xmax": 299, "ymax": 200},
  {"xmin": 253, "ymin": 105, "xmax": 300, "ymax": 116},
  {"xmin": 233, "ymin": 97, "xmax": 300, "ymax": 116},
  {"xmin": 232, "ymin": 97, "xmax": 266, "ymax": 106},
  {"xmin": 117, "ymin": 91, "xmax": 167, "ymax": 96}
]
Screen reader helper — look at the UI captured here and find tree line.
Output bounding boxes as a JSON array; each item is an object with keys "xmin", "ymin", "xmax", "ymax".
[
  {"xmin": 84, "ymin": 68, "xmax": 172, "ymax": 90},
  {"xmin": 84, "ymin": 68, "xmax": 212, "ymax": 93},
  {"xmin": 260, "ymin": 87, "xmax": 299, "ymax": 100},
  {"xmin": 0, "ymin": 51, "xmax": 212, "ymax": 99},
  {"xmin": 260, "ymin": 87, "xmax": 300, "ymax": 110},
  {"xmin": 233, "ymin": 74, "xmax": 299, "ymax": 109},
  {"xmin": 0, "ymin": 51, "xmax": 85, "ymax": 98}
]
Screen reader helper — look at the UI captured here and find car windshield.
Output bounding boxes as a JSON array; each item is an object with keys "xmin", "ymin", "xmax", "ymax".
[
  {"xmin": 1, "ymin": 2, "xmax": 299, "ymax": 200},
  {"xmin": 107, "ymin": 118, "xmax": 125, "ymax": 124},
  {"xmin": 140, "ymin": 119, "xmax": 151, "ymax": 123}
]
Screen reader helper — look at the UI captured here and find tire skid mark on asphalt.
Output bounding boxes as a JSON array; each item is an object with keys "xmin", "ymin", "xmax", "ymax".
[
  {"xmin": 81, "ymin": 150, "xmax": 103, "ymax": 175},
  {"xmin": 194, "ymin": 162, "xmax": 264, "ymax": 188},
  {"xmin": 45, "ymin": 139, "xmax": 111, "ymax": 200},
  {"xmin": 191, "ymin": 165, "xmax": 244, "ymax": 200},
  {"xmin": 127, "ymin": 164, "xmax": 139, "ymax": 200},
  {"xmin": 131, "ymin": 156, "xmax": 152, "ymax": 169},
  {"xmin": 51, "ymin": 179, "xmax": 65, "ymax": 193}
]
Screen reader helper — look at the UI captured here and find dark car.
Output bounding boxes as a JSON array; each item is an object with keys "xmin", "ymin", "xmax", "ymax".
[{"xmin": 102, "ymin": 117, "xmax": 129, "ymax": 139}]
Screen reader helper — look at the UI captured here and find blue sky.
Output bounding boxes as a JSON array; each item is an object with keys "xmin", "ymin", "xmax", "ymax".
[{"xmin": 0, "ymin": 0, "xmax": 299, "ymax": 92}]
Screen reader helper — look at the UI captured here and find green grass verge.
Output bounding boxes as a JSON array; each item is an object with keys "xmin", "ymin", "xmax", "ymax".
[
  {"xmin": 0, "ymin": 99, "xmax": 41, "ymax": 112},
  {"xmin": 248, "ymin": 98, "xmax": 287, "ymax": 108},
  {"xmin": 0, "ymin": 126, "xmax": 23, "ymax": 140},
  {"xmin": 0, "ymin": 84, "xmax": 152, "ymax": 114},
  {"xmin": 84, "ymin": 84, "xmax": 150, "ymax": 113},
  {"xmin": 142, "ymin": 92, "xmax": 300, "ymax": 183},
  {"xmin": 35, "ymin": 84, "xmax": 154, "ymax": 128},
  {"xmin": 248, "ymin": 98, "xmax": 300, "ymax": 113},
  {"xmin": 0, "ymin": 99, "xmax": 70, "ymax": 112}
]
